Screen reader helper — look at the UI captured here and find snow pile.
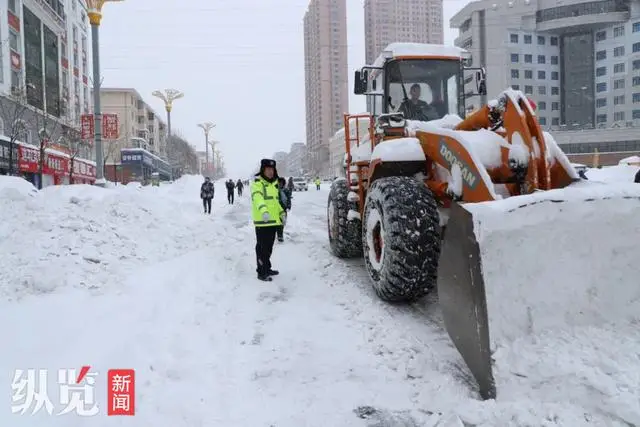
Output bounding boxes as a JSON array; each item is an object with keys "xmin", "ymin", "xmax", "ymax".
[
  {"xmin": 0, "ymin": 175, "xmax": 218, "ymax": 300},
  {"xmin": 371, "ymin": 137, "xmax": 426, "ymax": 162},
  {"xmin": 586, "ymin": 164, "xmax": 639, "ymax": 183},
  {"xmin": 619, "ymin": 154, "xmax": 640, "ymax": 165},
  {"xmin": 461, "ymin": 181, "xmax": 640, "ymax": 424}
]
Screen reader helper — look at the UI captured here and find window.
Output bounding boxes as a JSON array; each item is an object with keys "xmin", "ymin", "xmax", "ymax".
[
  {"xmin": 9, "ymin": 31, "xmax": 19, "ymax": 52},
  {"xmin": 633, "ymin": 76, "xmax": 640, "ymax": 86},
  {"xmin": 634, "ymin": 93, "xmax": 640, "ymax": 103},
  {"xmin": 538, "ymin": 101, "xmax": 547, "ymax": 110},
  {"xmin": 524, "ymin": 85, "xmax": 533, "ymax": 94},
  {"xmin": 524, "ymin": 54, "xmax": 533, "ymax": 63},
  {"xmin": 595, "ymin": 30, "xmax": 606, "ymax": 41},
  {"xmin": 511, "ymin": 53, "xmax": 519, "ymax": 62},
  {"xmin": 635, "ymin": 60, "xmax": 640, "ymax": 70},
  {"xmin": 525, "ymin": 70, "xmax": 533, "ymax": 79},
  {"xmin": 538, "ymin": 36, "xmax": 545, "ymax": 45},
  {"xmin": 614, "ymin": 95, "xmax": 625, "ymax": 105},
  {"xmin": 8, "ymin": 0, "xmax": 16, "ymax": 12},
  {"xmin": 538, "ymin": 86, "xmax": 546, "ymax": 95},
  {"xmin": 596, "ymin": 114, "xmax": 607, "ymax": 123},
  {"xmin": 552, "ymin": 118, "xmax": 559, "ymax": 126},
  {"xmin": 596, "ymin": 98, "xmax": 607, "ymax": 108},
  {"xmin": 524, "ymin": 35, "xmax": 532, "ymax": 44},
  {"xmin": 614, "ymin": 79, "xmax": 624, "ymax": 90},
  {"xmin": 613, "ymin": 26, "xmax": 624, "ymax": 37},
  {"xmin": 614, "ymin": 111, "xmax": 625, "ymax": 121},
  {"xmin": 538, "ymin": 70, "xmax": 546, "ymax": 79},
  {"xmin": 551, "ymin": 86, "xmax": 559, "ymax": 95},
  {"xmin": 596, "ymin": 50, "xmax": 606, "ymax": 60},
  {"xmin": 596, "ymin": 67, "xmax": 607, "ymax": 77},
  {"xmin": 551, "ymin": 71, "xmax": 558, "ymax": 80},
  {"xmin": 634, "ymin": 42, "xmax": 640, "ymax": 53},
  {"xmin": 511, "ymin": 84, "xmax": 520, "ymax": 90},
  {"xmin": 511, "ymin": 69, "xmax": 520, "ymax": 78},
  {"xmin": 552, "ymin": 102, "xmax": 559, "ymax": 110},
  {"xmin": 539, "ymin": 116, "xmax": 546, "ymax": 125},
  {"xmin": 633, "ymin": 22, "xmax": 640, "ymax": 33},
  {"xmin": 550, "ymin": 56, "xmax": 558, "ymax": 65},
  {"xmin": 614, "ymin": 63, "xmax": 625, "ymax": 73},
  {"xmin": 613, "ymin": 46, "xmax": 624, "ymax": 57},
  {"xmin": 596, "ymin": 82, "xmax": 607, "ymax": 92},
  {"xmin": 634, "ymin": 110, "xmax": 640, "ymax": 119},
  {"xmin": 538, "ymin": 55, "xmax": 545, "ymax": 64},
  {"xmin": 510, "ymin": 34, "xmax": 519, "ymax": 43},
  {"xmin": 550, "ymin": 36, "xmax": 558, "ymax": 46}
]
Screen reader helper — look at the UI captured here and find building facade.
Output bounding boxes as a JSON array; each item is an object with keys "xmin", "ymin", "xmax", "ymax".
[
  {"xmin": 364, "ymin": 0, "xmax": 444, "ymax": 65},
  {"xmin": 273, "ymin": 150, "xmax": 288, "ymax": 176},
  {"xmin": 450, "ymin": 0, "xmax": 640, "ymax": 164},
  {"xmin": 287, "ymin": 142, "xmax": 306, "ymax": 176},
  {"xmin": 0, "ymin": 0, "xmax": 95, "ymax": 186},
  {"xmin": 303, "ymin": 0, "xmax": 348, "ymax": 176}
]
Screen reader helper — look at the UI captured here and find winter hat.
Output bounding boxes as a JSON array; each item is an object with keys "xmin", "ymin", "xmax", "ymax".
[{"xmin": 255, "ymin": 158, "xmax": 278, "ymax": 178}]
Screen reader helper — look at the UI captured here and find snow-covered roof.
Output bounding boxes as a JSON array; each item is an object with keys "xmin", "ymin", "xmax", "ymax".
[{"xmin": 372, "ymin": 43, "xmax": 468, "ymax": 68}]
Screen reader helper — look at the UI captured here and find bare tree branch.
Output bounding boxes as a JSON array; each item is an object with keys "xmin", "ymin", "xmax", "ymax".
[{"xmin": 0, "ymin": 86, "xmax": 31, "ymax": 175}]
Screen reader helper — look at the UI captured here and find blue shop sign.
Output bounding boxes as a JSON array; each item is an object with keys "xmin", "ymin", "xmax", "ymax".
[{"xmin": 122, "ymin": 153, "xmax": 143, "ymax": 163}]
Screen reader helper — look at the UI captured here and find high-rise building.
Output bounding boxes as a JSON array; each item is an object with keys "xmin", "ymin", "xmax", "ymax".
[
  {"xmin": 273, "ymin": 151, "xmax": 289, "ymax": 176},
  {"xmin": 303, "ymin": 0, "xmax": 348, "ymax": 176},
  {"xmin": 450, "ymin": 0, "xmax": 640, "ymax": 165},
  {"xmin": 364, "ymin": 0, "xmax": 444, "ymax": 65},
  {"xmin": 287, "ymin": 142, "xmax": 306, "ymax": 176}
]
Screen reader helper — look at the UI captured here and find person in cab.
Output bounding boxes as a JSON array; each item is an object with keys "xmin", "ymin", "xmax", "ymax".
[{"xmin": 251, "ymin": 159, "xmax": 285, "ymax": 281}]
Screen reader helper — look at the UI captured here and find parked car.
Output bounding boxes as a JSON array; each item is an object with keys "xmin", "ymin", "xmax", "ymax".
[{"xmin": 292, "ymin": 177, "xmax": 308, "ymax": 191}]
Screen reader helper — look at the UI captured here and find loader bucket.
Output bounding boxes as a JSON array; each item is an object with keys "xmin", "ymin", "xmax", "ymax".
[
  {"xmin": 437, "ymin": 202, "xmax": 495, "ymax": 400},
  {"xmin": 437, "ymin": 181, "xmax": 640, "ymax": 402}
]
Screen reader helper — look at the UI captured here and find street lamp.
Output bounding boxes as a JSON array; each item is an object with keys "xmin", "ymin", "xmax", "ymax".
[
  {"xmin": 152, "ymin": 89, "xmax": 184, "ymax": 137},
  {"xmin": 196, "ymin": 122, "xmax": 215, "ymax": 175},
  {"xmin": 86, "ymin": 0, "xmax": 124, "ymax": 185},
  {"xmin": 209, "ymin": 140, "xmax": 220, "ymax": 174}
]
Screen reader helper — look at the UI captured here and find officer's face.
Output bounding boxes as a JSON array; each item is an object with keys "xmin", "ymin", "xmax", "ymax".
[{"xmin": 264, "ymin": 166, "xmax": 274, "ymax": 178}]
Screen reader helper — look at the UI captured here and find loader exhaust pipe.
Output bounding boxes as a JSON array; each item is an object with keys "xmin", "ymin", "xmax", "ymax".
[{"xmin": 437, "ymin": 202, "xmax": 496, "ymax": 400}]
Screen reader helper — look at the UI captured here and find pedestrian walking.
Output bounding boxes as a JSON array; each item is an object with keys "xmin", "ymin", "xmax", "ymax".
[
  {"xmin": 251, "ymin": 158, "xmax": 285, "ymax": 281},
  {"xmin": 236, "ymin": 179, "xmax": 244, "ymax": 196},
  {"xmin": 200, "ymin": 177, "xmax": 214, "ymax": 214},
  {"xmin": 276, "ymin": 177, "xmax": 291, "ymax": 242},
  {"xmin": 226, "ymin": 179, "xmax": 235, "ymax": 204}
]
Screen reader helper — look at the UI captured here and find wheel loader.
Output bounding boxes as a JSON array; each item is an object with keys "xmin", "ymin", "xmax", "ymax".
[{"xmin": 326, "ymin": 43, "xmax": 614, "ymax": 400}]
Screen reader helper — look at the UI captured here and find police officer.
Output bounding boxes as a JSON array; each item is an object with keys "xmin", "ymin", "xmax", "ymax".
[{"xmin": 251, "ymin": 158, "xmax": 285, "ymax": 281}]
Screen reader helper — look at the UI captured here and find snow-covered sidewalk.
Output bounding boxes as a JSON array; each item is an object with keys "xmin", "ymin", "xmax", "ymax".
[{"xmin": 1, "ymin": 176, "xmax": 639, "ymax": 426}]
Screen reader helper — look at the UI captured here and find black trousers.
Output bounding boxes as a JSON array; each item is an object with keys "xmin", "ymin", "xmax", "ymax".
[
  {"xmin": 255, "ymin": 226, "xmax": 277, "ymax": 275},
  {"xmin": 202, "ymin": 198, "xmax": 212, "ymax": 213},
  {"xmin": 238, "ymin": 187, "xmax": 243, "ymax": 196},
  {"xmin": 227, "ymin": 191, "xmax": 234, "ymax": 204},
  {"xmin": 276, "ymin": 225, "xmax": 284, "ymax": 239}
]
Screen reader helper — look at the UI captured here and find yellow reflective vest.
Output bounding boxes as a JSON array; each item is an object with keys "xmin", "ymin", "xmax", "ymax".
[{"xmin": 251, "ymin": 176, "xmax": 284, "ymax": 227}]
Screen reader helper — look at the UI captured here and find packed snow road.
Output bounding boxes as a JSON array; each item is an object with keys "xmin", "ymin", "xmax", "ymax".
[{"xmin": 0, "ymin": 175, "xmax": 638, "ymax": 426}]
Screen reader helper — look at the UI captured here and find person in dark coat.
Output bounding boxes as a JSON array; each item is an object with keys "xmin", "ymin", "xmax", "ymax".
[
  {"xmin": 276, "ymin": 177, "xmax": 291, "ymax": 242},
  {"xmin": 200, "ymin": 177, "xmax": 214, "ymax": 214},
  {"xmin": 236, "ymin": 179, "xmax": 244, "ymax": 196},
  {"xmin": 225, "ymin": 179, "xmax": 235, "ymax": 204},
  {"xmin": 635, "ymin": 168, "xmax": 640, "ymax": 183}
]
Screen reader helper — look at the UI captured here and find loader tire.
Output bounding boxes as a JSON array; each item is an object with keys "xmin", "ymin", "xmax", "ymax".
[
  {"xmin": 328, "ymin": 178, "xmax": 362, "ymax": 258},
  {"xmin": 362, "ymin": 176, "xmax": 441, "ymax": 303}
]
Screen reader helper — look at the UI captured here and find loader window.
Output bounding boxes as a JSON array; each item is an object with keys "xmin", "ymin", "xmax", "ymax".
[{"xmin": 385, "ymin": 59, "xmax": 461, "ymax": 121}]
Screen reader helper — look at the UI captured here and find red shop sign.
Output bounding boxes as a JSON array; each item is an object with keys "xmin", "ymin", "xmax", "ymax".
[
  {"xmin": 18, "ymin": 146, "xmax": 39, "ymax": 173},
  {"xmin": 44, "ymin": 153, "xmax": 68, "ymax": 176}
]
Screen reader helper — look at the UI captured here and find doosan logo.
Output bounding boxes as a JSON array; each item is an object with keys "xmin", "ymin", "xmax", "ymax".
[{"xmin": 439, "ymin": 140, "xmax": 479, "ymax": 189}]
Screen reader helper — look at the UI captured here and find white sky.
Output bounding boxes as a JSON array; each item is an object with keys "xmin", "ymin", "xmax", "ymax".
[{"xmin": 99, "ymin": 0, "xmax": 468, "ymax": 177}]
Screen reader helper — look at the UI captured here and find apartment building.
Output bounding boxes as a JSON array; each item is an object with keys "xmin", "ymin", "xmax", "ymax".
[
  {"xmin": 273, "ymin": 151, "xmax": 289, "ymax": 176},
  {"xmin": 303, "ymin": 0, "xmax": 348, "ymax": 176},
  {"xmin": 100, "ymin": 88, "xmax": 168, "ymax": 163},
  {"xmin": 287, "ymin": 142, "xmax": 306, "ymax": 176},
  {"xmin": 451, "ymin": 0, "xmax": 640, "ymax": 164},
  {"xmin": 364, "ymin": 0, "xmax": 444, "ymax": 65}
]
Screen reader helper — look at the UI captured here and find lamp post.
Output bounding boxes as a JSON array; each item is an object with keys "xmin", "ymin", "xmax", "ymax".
[
  {"xmin": 197, "ymin": 122, "xmax": 215, "ymax": 175},
  {"xmin": 86, "ymin": 0, "xmax": 123, "ymax": 185},
  {"xmin": 152, "ymin": 89, "xmax": 184, "ymax": 137}
]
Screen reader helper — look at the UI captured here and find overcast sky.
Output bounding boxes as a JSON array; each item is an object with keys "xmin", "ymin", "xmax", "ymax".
[{"xmin": 99, "ymin": 0, "xmax": 468, "ymax": 177}]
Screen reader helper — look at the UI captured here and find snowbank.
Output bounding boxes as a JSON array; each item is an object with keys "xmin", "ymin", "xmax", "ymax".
[
  {"xmin": 371, "ymin": 137, "xmax": 425, "ymax": 162},
  {"xmin": 586, "ymin": 164, "xmax": 639, "ymax": 183},
  {"xmin": 465, "ymin": 180, "xmax": 640, "ymax": 344},
  {"xmin": 0, "ymin": 174, "xmax": 215, "ymax": 300}
]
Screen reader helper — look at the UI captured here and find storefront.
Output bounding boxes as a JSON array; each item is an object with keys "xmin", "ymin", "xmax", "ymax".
[
  {"xmin": 0, "ymin": 137, "xmax": 19, "ymax": 175},
  {"xmin": 120, "ymin": 148, "xmax": 172, "ymax": 184},
  {"xmin": 17, "ymin": 143, "xmax": 95, "ymax": 187}
]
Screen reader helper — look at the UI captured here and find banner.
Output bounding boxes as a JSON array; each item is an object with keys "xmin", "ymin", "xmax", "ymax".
[
  {"xmin": 81, "ymin": 115, "xmax": 94, "ymax": 140},
  {"xmin": 103, "ymin": 114, "xmax": 119, "ymax": 140}
]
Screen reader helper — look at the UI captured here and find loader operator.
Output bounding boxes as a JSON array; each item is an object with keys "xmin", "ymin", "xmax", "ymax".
[{"xmin": 398, "ymin": 83, "xmax": 440, "ymax": 122}]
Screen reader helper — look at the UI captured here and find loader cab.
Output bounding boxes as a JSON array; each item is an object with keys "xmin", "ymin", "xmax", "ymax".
[{"xmin": 354, "ymin": 49, "xmax": 486, "ymax": 122}]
